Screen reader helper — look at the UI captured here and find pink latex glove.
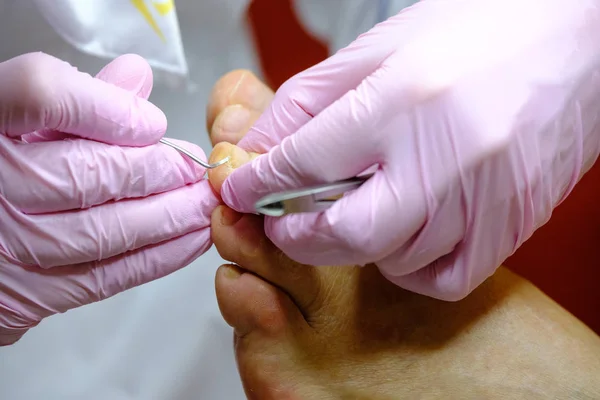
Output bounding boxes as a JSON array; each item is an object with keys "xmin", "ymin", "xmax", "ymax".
[
  {"xmin": 220, "ymin": 0, "xmax": 600, "ymax": 300},
  {"xmin": 0, "ymin": 53, "xmax": 219, "ymax": 345}
]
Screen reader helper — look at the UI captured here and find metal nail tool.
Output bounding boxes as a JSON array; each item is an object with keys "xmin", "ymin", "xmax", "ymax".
[
  {"xmin": 159, "ymin": 138, "xmax": 229, "ymax": 169},
  {"xmin": 255, "ymin": 174, "xmax": 373, "ymax": 217}
]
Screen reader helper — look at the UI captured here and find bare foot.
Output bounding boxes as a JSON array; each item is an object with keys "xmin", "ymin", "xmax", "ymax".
[
  {"xmin": 206, "ymin": 69, "xmax": 273, "ymax": 146},
  {"xmin": 210, "ymin": 207, "xmax": 600, "ymax": 399},
  {"xmin": 206, "ymin": 71, "xmax": 600, "ymax": 399}
]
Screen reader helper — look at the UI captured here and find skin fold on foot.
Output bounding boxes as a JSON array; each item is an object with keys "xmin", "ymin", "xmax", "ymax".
[{"xmin": 205, "ymin": 70, "xmax": 600, "ymax": 400}]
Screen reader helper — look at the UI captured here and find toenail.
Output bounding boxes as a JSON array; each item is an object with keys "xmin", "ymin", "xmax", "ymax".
[
  {"xmin": 221, "ymin": 264, "xmax": 242, "ymax": 279},
  {"xmin": 209, "ymin": 142, "xmax": 249, "ymax": 171},
  {"xmin": 227, "ymin": 70, "xmax": 247, "ymax": 98},
  {"xmin": 224, "ymin": 144, "xmax": 252, "ymax": 170},
  {"xmin": 220, "ymin": 206, "xmax": 242, "ymax": 226},
  {"xmin": 216, "ymin": 105, "xmax": 250, "ymax": 135},
  {"xmin": 228, "ymin": 71, "xmax": 272, "ymax": 112}
]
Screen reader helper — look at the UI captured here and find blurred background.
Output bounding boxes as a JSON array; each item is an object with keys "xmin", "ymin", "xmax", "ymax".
[{"xmin": 248, "ymin": 0, "xmax": 600, "ymax": 334}]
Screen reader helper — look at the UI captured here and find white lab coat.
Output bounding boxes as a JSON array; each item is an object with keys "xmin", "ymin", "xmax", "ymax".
[{"xmin": 0, "ymin": 1, "xmax": 415, "ymax": 399}]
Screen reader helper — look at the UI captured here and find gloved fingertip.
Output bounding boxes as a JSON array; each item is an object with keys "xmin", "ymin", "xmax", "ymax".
[
  {"xmin": 96, "ymin": 54, "xmax": 153, "ymax": 98},
  {"xmin": 219, "ymin": 149, "xmax": 262, "ymax": 212},
  {"xmin": 219, "ymin": 179, "xmax": 245, "ymax": 212},
  {"xmin": 219, "ymin": 170, "xmax": 259, "ymax": 214},
  {"xmin": 383, "ymin": 260, "xmax": 473, "ymax": 302},
  {"xmin": 91, "ymin": 54, "xmax": 164, "ymax": 147},
  {"xmin": 0, "ymin": 327, "xmax": 28, "ymax": 346},
  {"xmin": 127, "ymin": 98, "xmax": 168, "ymax": 146}
]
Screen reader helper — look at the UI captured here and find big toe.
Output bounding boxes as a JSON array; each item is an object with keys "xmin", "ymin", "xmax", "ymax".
[
  {"xmin": 215, "ymin": 263, "xmax": 307, "ymax": 338},
  {"xmin": 215, "ymin": 261, "xmax": 316, "ymax": 400},
  {"xmin": 211, "ymin": 205, "xmax": 323, "ymax": 319},
  {"xmin": 211, "ymin": 205, "xmax": 305, "ymax": 335},
  {"xmin": 206, "ymin": 69, "xmax": 274, "ymax": 146}
]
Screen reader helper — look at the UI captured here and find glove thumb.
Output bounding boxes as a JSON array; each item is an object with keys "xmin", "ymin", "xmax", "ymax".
[{"xmin": 95, "ymin": 53, "xmax": 154, "ymax": 100}]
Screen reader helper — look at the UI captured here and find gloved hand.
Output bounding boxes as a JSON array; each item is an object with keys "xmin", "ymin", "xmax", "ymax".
[
  {"xmin": 0, "ymin": 52, "xmax": 219, "ymax": 345},
  {"xmin": 218, "ymin": 0, "xmax": 600, "ymax": 300}
]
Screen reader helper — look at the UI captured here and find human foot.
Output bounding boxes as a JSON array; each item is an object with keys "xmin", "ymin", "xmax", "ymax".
[
  {"xmin": 206, "ymin": 71, "xmax": 600, "ymax": 399},
  {"xmin": 206, "ymin": 69, "xmax": 264, "ymax": 195},
  {"xmin": 206, "ymin": 69, "xmax": 273, "ymax": 147},
  {"xmin": 210, "ymin": 206, "xmax": 600, "ymax": 399}
]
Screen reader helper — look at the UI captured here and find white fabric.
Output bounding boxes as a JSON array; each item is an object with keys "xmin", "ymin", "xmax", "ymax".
[
  {"xmin": 33, "ymin": 0, "xmax": 189, "ymax": 76},
  {"xmin": 294, "ymin": 0, "xmax": 419, "ymax": 52},
  {"xmin": 0, "ymin": 1, "xmax": 405, "ymax": 398}
]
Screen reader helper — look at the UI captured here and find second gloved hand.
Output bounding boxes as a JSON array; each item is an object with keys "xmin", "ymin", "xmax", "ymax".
[
  {"xmin": 0, "ymin": 53, "xmax": 219, "ymax": 345},
  {"xmin": 218, "ymin": 0, "xmax": 600, "ymax": 300}
]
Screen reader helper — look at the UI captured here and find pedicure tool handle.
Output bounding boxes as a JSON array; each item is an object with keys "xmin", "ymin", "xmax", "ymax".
[{"xmin": 255, "ymin": 174, "xmax": 374, "ymax": 217}]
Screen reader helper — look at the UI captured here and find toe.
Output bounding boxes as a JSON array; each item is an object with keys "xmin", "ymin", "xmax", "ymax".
[
  {"xmin": 211, "ymin": 104, "xmax": 263, "ymax": 146},
  {"xmin": 206, "ymin": 69, "xmax": 274, "ymax": 146},
  {"xmin": 215, "ymin": 264, "xmax": 308, "ymax": 338},
  {"xmin": 215, "ymin": 263, "xmax": 315, "ymax": 400},
  {"xmin": 207, "ymin": 142, "xmax": 258, "ymax": 195},
  {"xmin": 211, "ymin": 206, "xmax": 322, "ymax": 314},
  {"xmin": 206, "ymin": 69, "xmax": 247, "ymax": 132}
]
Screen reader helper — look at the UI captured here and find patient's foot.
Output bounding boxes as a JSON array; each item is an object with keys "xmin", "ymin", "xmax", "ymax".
[
  {"xmin": 206, "ymin": 70, "xmax": 600, "ymax": 399},
  {"xmin": 210, "ymin": 206, "xmax": 600, "ymax": 399},
  {"xmin": 206, "ymin": 69, "xmax": 273, "ymax": 146}
]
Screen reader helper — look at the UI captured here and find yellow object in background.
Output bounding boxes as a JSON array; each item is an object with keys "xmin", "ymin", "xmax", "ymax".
[
  {"xmin": 131, "ymin": 0, "xmax": 175, "ymax": 42},
  {"xmin": 33, "ymin": 0, "xmax": 187, "ymax": 75}
]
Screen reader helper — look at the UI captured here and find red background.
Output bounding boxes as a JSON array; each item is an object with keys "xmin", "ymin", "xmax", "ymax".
[{"xmin": 247, "ymin": 0, "xmax": 600, "ymax": 333}]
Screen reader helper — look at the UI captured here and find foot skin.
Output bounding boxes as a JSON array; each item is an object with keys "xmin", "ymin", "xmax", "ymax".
[
  {"xmin": 205, "ymin": 70, "xmax": 264, "ymax": 194},
  {"xmin": 206, "ymin": 69, "xmax": 273, "ymax": 146},
  {"xmin": 211, "ymin": 208, "xmax": 600, "ymax": 399},
  {"xmin": 207, "ymin": 71, "xmax": 600, "ymax": 399}
]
